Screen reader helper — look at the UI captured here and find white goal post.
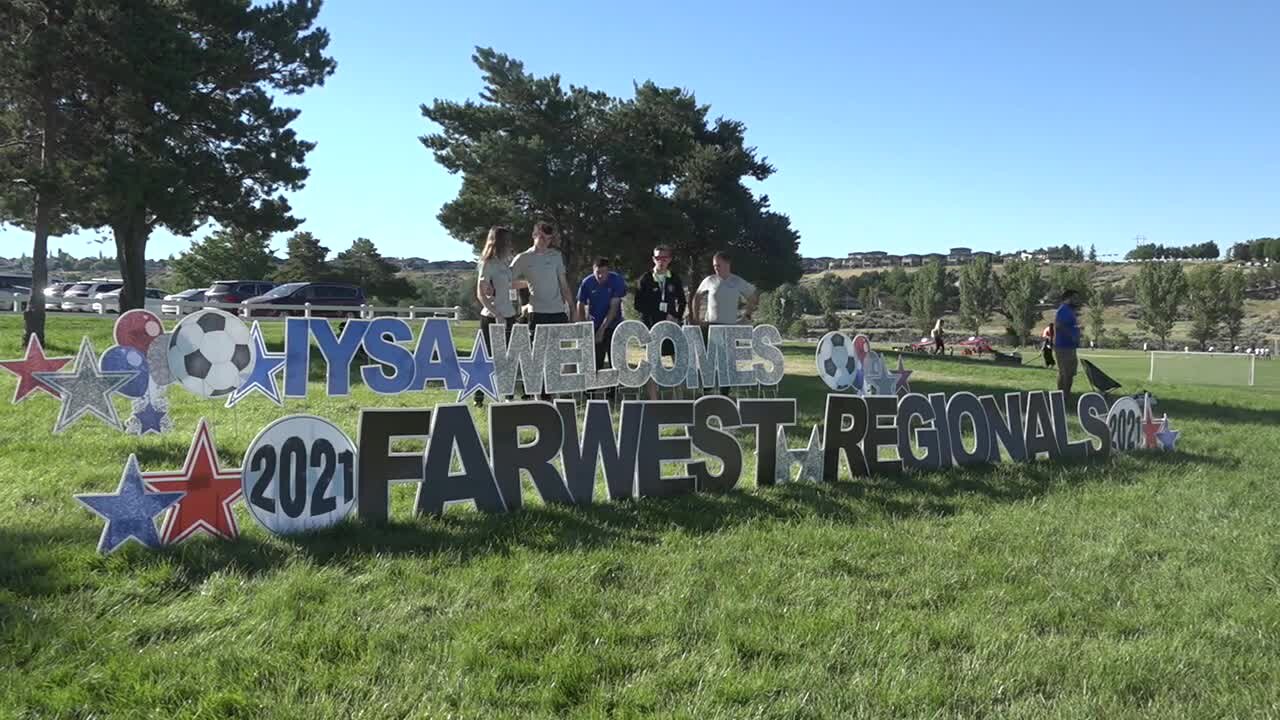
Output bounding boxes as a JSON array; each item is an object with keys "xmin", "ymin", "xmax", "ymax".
[{"xmin": 1148, "ymin": 350, "xmax": 1255, "ymax": 387}]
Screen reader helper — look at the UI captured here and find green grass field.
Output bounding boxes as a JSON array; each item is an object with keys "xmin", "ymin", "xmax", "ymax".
[{"xmin": 2, "ymin": 315, "xmax": 1279, "ymax": 718}]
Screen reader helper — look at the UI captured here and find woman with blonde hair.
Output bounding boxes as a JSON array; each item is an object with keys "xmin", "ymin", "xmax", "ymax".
[
  {"xmin": 474, "ymin": 226, "xmax": 517, "ymax": 406},
  {"xmin": 931, "ymin": 318, "xmax": 945, "ymax": 355}
]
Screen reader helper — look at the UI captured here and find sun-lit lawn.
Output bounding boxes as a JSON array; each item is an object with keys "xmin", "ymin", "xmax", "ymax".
[{"xmin": 2, "ymin": 314, "xmax": 1279, "ymax": 718}]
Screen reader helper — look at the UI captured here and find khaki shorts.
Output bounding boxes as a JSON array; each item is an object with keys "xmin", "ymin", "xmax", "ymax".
[{"xmin": 1055, "ymin": 347, "xmax": 1078, "ymax": 385}]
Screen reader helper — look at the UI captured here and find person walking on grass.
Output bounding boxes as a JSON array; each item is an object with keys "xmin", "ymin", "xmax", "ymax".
[
  {"xmin": 1054, "ymin": 289, "xmax": 1083, "ymax": 398},
  {"xmin": 634, "ymin": 245, "xmax": 687, "ymax": 400},
  {"xmin": 931, "ymin": 318, "xmax": 946, "ymax": 355},
  {"xmin": 474, "ymin": 226, "xmax": 517, "ymax": 407},
  {"xmin": 1041, "ymin": 322, "xmax": 1056, "ymax": 368}
]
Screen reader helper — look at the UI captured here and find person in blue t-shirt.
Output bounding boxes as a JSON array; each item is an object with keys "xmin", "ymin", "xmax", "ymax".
[
  {"xmin": 1053, "ymin": 289, "xmax": 1083, "ymax": 397},
  {"xmin": 577, "ymin": 257, "xmax": 627, "ymax": 373}
]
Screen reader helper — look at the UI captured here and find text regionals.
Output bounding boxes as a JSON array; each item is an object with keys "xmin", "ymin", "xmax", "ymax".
[
  {"xmin": 282, "ymin": 318, "xmax": 785, "ymax": 397},
  {"xmin": 354, "ymin": 390, "xmax": 1112, "ymax": 519}
]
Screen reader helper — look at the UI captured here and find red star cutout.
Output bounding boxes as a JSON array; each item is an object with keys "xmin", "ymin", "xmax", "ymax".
[
  {"xmin": 1140, "ymin": 395, "xmax": 1162, "ymax": 450},
  {"xmin": 143, "ymin": 419, "xmax": 243, "ymax": 544},
  {"xmin": 0, "ymin": 334, "xmax": 72, "ymax": 403}
]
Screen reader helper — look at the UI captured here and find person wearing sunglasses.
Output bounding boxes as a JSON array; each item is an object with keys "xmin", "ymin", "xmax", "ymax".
[{"xmin": 634, "ymin": 245, "xmax": 688, "ymax": 400}]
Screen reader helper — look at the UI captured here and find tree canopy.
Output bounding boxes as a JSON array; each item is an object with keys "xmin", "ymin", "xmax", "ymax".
[
  {"xmin": 420, "ymin": 48, "xmax": 802, "ymax": 290},
  {"xmin": 1134, "ymin": 262, "xmax": 1187, "ymax": 348},
  {"xmin": 1, "ymin": 0, "xmax": 336, "ymax": 314},
  {"xmin": 171, "ymin": 228, "xmax": 276, "ymax": 289}
]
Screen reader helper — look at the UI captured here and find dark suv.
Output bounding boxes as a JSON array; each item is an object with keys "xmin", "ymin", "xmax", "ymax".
[
  {"xmin": 241, "ymin": 282, "xmax": 367, "ymax": 317},
  {"xmin": 205, "ymin": 280, "xmax": 276, "ymax": 308}
]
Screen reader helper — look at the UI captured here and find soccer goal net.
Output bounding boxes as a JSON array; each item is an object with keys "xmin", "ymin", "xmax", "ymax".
[{"xmin": 1149, "ymin": 351, "xmax": 1255, "ymax": 387}]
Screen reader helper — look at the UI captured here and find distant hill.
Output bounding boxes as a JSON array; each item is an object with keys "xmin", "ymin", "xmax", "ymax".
[{"xmin": 389, "ymin": 257, "xmax": 472, "ymax": 272}]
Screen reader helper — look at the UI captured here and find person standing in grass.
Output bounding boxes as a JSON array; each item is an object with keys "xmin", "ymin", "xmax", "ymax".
[
  {"xmin": 576, "ymin": 256, "xmax": 627, "ymax": 382},
  {"xmin": 931, "ymin": 318, "xmax": 946, "ymax": 354},
  {"xmin": 474, "ymin": 226, "xmax": 517, "ymax": 407},
  {"xmin": 510, "ymin": 221, "xmax": 574, "ymax": 401},
  {"xmin": 692, "ymin": 250, "xmax": 758, "ymax": 333},
  {"xmin": 1054, "ymin": 289, "xmax": 1082, "ymax": 397},
  {"xmin": 510, "ymin": 221, "xmax": 573, "ymax": 331},
  {"xmin": 634, "ymin": 245, "xmax": 687, "ymax": 400},
  {"xmin": 1041, "ymin": 322, "xmax": 1056, "ymax": 368}
]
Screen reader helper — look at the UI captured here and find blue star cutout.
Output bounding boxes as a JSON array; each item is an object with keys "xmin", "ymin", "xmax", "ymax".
[
  {"xmin": 1156, "ymin": 418, "xmax": 1180, "ymax": 451},
  {"xmin": 133, "ymin": 399, "xmax": 168, "ymax": 435},
  {"xmin": 75, "ymin": 455, "xmax": 185, "ymax": 554},
  {"xmin": 225, "ymin": 321, "xmax": 285, "ymax": 408},
  {"xmin": 456, "ymin": 330, "xmax": 497, "ymax": 402}
]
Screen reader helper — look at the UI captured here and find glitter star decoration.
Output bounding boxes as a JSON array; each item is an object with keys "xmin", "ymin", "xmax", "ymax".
[
  {"xmin": 74, "ymin": 455, "xmax": 185, "ymax": 554},
  {"xmin": 1155, "ymin": 417, "xmax": 1180, "ymax": 451},
  {"xmin": 0, "ymin": 333, "xmax": 72, "ymax": 403},
  {"xmin": 891, "ymin": 354, "xmax": 913, "ymax": 395},
  {"xmin": 142, "ymin": 419, "xmax": 243, "ymax": 544},
  {"xmin": 225, "ymin": 321, "xmax": 285, "ymax": 408},
  {"xmin": 127, "ymin": 386, "xmax": 172, "ymax": 436},
  {"xmin": 774, "ymin": 425, "xmax": 825, "ymax": 484},
  {"xmin": 456, "ymin": 330, "xmax": 497, "ymax": 402},
  {"xmin": 860, "ymin": 353, "xmax": 901, "ymax": 397},
  {"xmin": 1140, "ymin": 394, "xmax": 1162, "ymax": 450},
  {"xmin": 33, "ymin": 338, "xmax": 134, "ymax": 434}
]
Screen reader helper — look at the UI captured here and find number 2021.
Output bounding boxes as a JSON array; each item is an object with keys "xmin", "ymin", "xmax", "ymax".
[{"xmin": 249, "ymin": 437, "xmax": 354, "ymax": 518}]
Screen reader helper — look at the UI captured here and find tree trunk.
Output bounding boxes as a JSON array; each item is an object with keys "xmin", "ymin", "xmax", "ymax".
[
  {"xmin": 23, "ymin": 199, "xmax": 51, "ymax": 347},
  {"xmin": 112, "ymin": 209, "xmax": 149, "ymax": 312},
  {"xmin": 23, "ymin": 70, "xmax": 58, "ymax": 348}
]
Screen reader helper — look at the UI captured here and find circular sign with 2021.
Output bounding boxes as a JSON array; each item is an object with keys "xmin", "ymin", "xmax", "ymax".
[
  {"xmin": 1105, "ymin": 396, "xmax": 1142, "ymax": 452},
  {"xmin": 241, "ymin": 415, "xmax": 358, "ymax": 535}
]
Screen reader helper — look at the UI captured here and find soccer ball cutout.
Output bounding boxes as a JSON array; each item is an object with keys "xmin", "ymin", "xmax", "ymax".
[
  {"xmin": 816, "ymin": 331, "xmax": 859, "ymax": 391},
  {"xmin": 168, "ymin": 309, "xmax": 254, "ymax": 398}
]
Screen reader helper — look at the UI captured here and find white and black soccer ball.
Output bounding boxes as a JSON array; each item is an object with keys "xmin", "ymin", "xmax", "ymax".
[
  {"xmin": 816, "ymin": 331, "xmax": 858, "ymax": 391},
  {"xmin": 167, "ymin": 309, "xmax": 254, "ymax": 399}
]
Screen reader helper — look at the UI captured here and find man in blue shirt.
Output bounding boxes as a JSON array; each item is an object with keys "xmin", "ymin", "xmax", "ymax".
[
  {"xmin": 1053, "ymin": 289, "xmax": 1083, "ymax": 397},
  {"xmin": 577, "ymin": 257, "xmax": 627, "ymax": 374}
]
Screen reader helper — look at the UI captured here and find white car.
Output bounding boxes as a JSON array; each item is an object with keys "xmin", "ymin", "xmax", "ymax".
[
  {"xmin": 61, "ymin": 280, "xmax": 122, "ymax": 312},
  {"xmin": 92, "ymin": 287, "xmax": 167, "ymax": 314},
  {"xmin": 161, "ymin": 288, "xmax": 207, "ymax": 315}
]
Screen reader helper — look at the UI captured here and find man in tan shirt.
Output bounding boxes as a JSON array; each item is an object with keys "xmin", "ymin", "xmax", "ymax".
[{"xmin": 510, "ymin": 221, "xmax": 574, "ymax": 333}]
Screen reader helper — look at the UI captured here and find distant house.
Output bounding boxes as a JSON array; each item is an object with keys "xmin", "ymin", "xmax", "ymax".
[
  {"xmin": 923, "ymin": 252, "xmax": 946, "ymax": 265},
  {"xmin": 948, "ymin": 247, "xmax": 973, "ymax": 264},
  {"xmin": 866, "ymin": 251, "xmax": 888, "ymax": 267},
  {"xmin": 884, "ymin": 254, "xmax": 903, "ymax": 266},
  {"xmin": 902, "ymin": 253, "xmax": 923, "ymax": 267}
]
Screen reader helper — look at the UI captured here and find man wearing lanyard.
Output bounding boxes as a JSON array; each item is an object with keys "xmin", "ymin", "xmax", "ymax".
[{"xmin": 634, "ymin": 245, "xmax": 688, "ymax": 400}]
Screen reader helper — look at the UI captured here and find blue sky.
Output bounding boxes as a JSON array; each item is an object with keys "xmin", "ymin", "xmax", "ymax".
[{"xmin": 4, "ymin": 0, "xmax": 1277, "ymax": 262}]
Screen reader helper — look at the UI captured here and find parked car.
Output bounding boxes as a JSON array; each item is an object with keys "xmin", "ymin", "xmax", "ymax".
[
  {"xmin": 204, "ymin": 280, "xmax": 276, "ymax": 308},
  {"xmin": 242, "ymin": 282, "xmax": 366, "ymax": 318},
  {"xmin": 61, "ymin": 280, "xmax": 122, "ymax": 312},
  {"xmin": 43, "ymin": 282, "xmax": 78, "ymax": 308},
  {"xmin": 161, "ymin": 288, "xmax": 207, "ymax": 315},
  {"xmin": 92, "ymin": 288, "xmax": 166, "ymax": 314},
  {"xmin": 0, "ymin": 278, "xmax": 31, "ymax": 309}
]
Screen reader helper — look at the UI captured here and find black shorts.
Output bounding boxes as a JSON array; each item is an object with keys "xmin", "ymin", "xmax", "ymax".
[
  {"xmin": 479, "ymin": 314, "xmax": 514, "ymax": 355},
  {"xmin": 528, "ymin": 312, "xmax": 569, "ymax": 337}
]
